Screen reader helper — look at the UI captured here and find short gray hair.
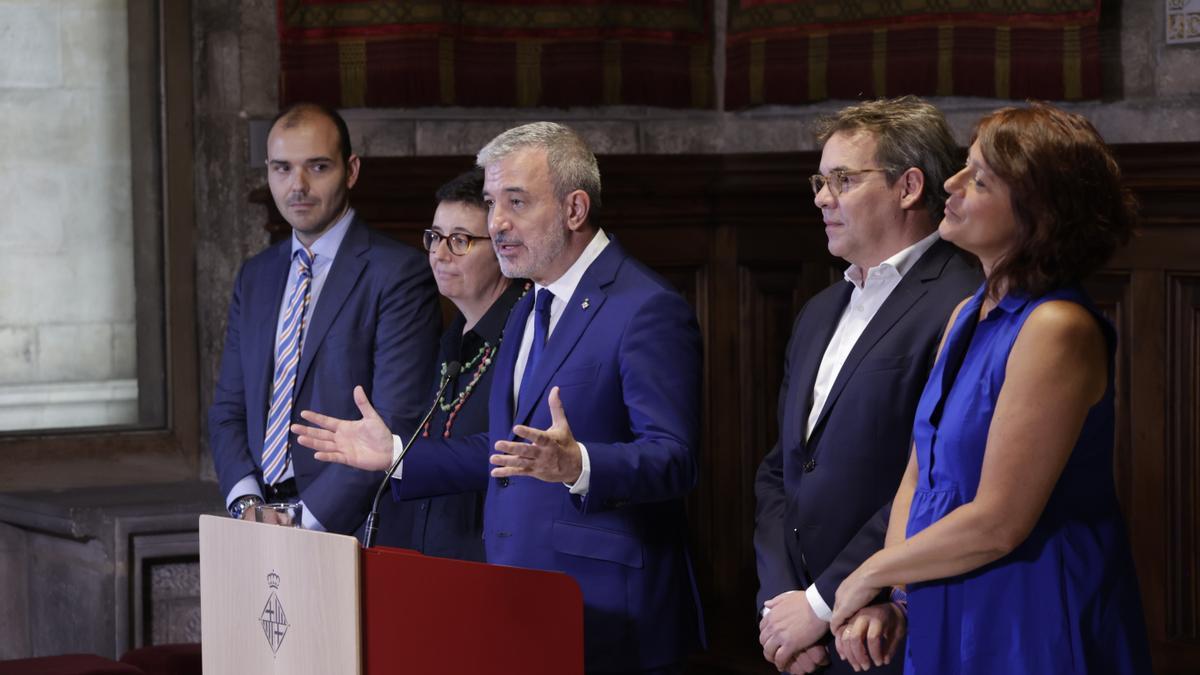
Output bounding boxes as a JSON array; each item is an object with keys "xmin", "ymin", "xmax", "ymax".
[
  {"xmin": 815, "ymin": 96, "xmax": 958, "ymax": 223},
  {"xmin": 476, "ymin": 122, "xmax": 602, "ymax": 207}
]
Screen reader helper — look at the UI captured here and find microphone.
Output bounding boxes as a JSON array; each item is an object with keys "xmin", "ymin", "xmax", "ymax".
[{"xmin": 361, "ymin": 361, "xmax": 461, "ymax": 548}]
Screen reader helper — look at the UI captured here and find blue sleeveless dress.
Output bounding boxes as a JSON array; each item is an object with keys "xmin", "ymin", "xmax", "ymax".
[{"xmin": 904, "ymin": 285, "xmax": 1149, "ymax": 674}]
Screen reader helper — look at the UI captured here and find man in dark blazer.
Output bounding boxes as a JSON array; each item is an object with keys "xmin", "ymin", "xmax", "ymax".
[
  {"xmin": 294, "ymin": 122, "xmax": 705, "ymax": 674},
  {"xmin": 209, "ymin": 103, "xmax": 440, "ymax": 537},
  {"xmin": 755, "ymin": 97, "xmax": 982, "ymax": 674}
]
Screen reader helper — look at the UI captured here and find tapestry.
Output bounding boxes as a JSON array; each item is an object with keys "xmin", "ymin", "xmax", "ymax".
[
  {"xmin": 277, "ymin": 0, "xmax": 713, "ymax": 109},
  {"xmin": 726, "ymin": 0, "xmax": 1102, "ymax": 108}
]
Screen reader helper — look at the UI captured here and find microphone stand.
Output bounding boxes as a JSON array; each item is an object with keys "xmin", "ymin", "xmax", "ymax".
[{"xmin": 361, "ymin": 361, "xmax": 461, "ymax": 548}]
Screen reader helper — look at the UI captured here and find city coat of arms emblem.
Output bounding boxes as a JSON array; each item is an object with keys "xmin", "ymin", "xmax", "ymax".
[{"xmin": 260, "ymin": 571, "xmax": 289, "ymax": 655}]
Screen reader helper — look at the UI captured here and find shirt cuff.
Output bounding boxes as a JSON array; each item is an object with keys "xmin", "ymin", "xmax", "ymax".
[
  {"xmin": 298, "ymin": 500, "xmax": 326, "ymax": 532},
  {"xmin": 806, "ymin": 583, "xmax": 834, "ymax": 622},
  {"xmin": 566, "ymin": 442, "xmax": 590, "ymax": 495},
  {"xmin": 391, "ymin": 434, "xmax": 404, "ymax": 479},
  {"xmin": 225, "ymin": 475, "xmax": 264, "ymax": 509}
]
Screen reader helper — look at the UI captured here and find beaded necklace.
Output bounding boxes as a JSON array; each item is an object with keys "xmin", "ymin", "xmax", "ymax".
[
  {"xmin": 422, "ymin": 282, "xmax": 531, "ymax": 438},
  {"xmin": 421, "ymin": 342, "xmax": 497, "ymax": 438}
]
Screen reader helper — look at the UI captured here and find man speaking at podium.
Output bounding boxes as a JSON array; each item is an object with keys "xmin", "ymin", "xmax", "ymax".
[{"xmin": 294, "ymin": 122, "xmax": 705, "ymax": 674}]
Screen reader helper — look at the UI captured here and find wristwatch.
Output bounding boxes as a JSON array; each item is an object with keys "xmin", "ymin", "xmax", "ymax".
[{"xmin": 229, "ymin": 494, "xmax": 264, "ymax": 519}]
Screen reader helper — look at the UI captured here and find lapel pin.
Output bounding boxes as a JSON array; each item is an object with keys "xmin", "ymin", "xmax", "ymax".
[{"xmin": 581, "ymin": 298, "xmax": 590, "ymax": 310}]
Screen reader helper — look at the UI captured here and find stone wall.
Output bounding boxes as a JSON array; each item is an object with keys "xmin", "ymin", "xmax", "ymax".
[
  {"xmin": 0, "ymin": 0, "xmax": 138, "ymax": 431},
  {"xmin": 0, "ymin": 483, "xmax": 219, "ymax": 659},
  {"xmin": 193, "ymin": 0, "xmax": 278, "ymax": 481}
]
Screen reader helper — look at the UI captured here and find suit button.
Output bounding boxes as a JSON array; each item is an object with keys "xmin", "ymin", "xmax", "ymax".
[
  {"xmin": 499, "ymin": 478, "xmax": 510, "ymax": 487},
  {"xmin": 803, "ymin": 459, "xmax": 817, "ymax": 473},
  {"xmin": 792, "ymin": 528, "xmax": 800, "ymax": 539}
]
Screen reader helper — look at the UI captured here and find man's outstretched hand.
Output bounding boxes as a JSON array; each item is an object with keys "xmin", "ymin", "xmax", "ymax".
[
  {"xmin": 292, "ymin": 385, "xmax": 394, "ymax": 472},
  {"xmin": 491, "ymin": 386, "xmax": 583, "ymax": 484}
]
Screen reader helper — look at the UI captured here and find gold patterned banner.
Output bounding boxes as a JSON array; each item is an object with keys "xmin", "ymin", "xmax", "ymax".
[
  {"xmin": 726, "ymin": 0, "xmax": 1102, "ymax": 107},
  {"xmin": 279, "ymin": 0, "xmax": 714, "ymax": 109}
]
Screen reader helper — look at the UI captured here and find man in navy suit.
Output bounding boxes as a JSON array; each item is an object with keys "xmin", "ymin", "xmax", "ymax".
[
  {"xmin": 209, "ymin": 103, "xmax": 440, "ymax": 537},
  {"xmin": 294, "ymin": 122, "xmax": 705, "ymax": 673},
  {"xmin": 755, "ymin": 97, "xmax": 981, "ymax": 674}
]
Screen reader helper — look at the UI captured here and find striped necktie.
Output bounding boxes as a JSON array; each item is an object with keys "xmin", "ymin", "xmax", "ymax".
[{"xmin": 262, "ymin": 248, "xmax": 314, "ymax": 486}]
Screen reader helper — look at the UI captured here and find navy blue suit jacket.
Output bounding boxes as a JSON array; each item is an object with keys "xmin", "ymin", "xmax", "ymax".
[
  {"xmin": 395, "ymin": 239, "xmax": 705, "ymax": 672},
  {"xmin": 754, "ymin": 239, "xmax": 979, "ymax": 671},
  {"xmin": 210, "ymin": 216, "xmax": 440, "ymax": 535}
]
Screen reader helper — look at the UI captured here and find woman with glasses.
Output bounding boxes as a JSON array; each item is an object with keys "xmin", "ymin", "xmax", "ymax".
[
  {"xmin": 829, "ymin": 103, "xmax": 1150, "ymax": 674},
  {"xmin": 382, "ymin": 168, "xmax": 528, "ymax": 560}
]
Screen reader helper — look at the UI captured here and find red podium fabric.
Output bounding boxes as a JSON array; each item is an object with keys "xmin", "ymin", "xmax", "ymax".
[
  {"xmin": 118, "ymin": 643, "xmax": 201, "ymax": 675},
  {"xmin": 726, "ymin": 0, "xmax": 1102, "ymax": 107},
  {"xmin": 360, "ymin": 546, "xmax": 584, "ymax": 674},
  {"xmin": 278, "ymin": 0, "xmax": 714, "ymax": 109}
]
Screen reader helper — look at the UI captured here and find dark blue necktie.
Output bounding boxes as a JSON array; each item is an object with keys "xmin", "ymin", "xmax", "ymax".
[{"xmin": 525, "ymin": 288, "xmax": 554, "ymax": 379}]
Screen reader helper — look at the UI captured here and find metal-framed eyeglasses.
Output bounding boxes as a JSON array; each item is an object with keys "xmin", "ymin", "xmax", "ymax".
[
  {"xmin": 809, "ymin": 168, "xmax": 892, "ymax": 197},
  {"xmin": 422, "ymin": 229, "xmax": 491, "ymax": 256}
]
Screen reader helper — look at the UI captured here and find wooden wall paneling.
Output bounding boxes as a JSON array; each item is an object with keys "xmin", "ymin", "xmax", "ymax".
[
  {"xmin": 1084, "ymin": 272, "xmax": 1134, "ymax": 520},
  {"xmin": 1115, "ymin": 142, "xmax": 1200, "ymax": 674},
  {"xmin": 1116, "ymin": 142, "xmax": 1200, "ymax": 231},
  {"xmin": 737, "ymin": 266, "xmax": 798, "ymax": 484},
  {"xmin": 690, "ymin": 230, "xmax": 757, "ymax": 673},
  {"xmin": 1127, "ymin": 267, "xmax": 1172, "ymax": 672},
  {"xmin": 1167, "ymin": 274, "xmax": 1199, "ymax": 646}
]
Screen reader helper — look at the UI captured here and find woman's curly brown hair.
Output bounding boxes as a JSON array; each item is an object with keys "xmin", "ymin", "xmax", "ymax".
[{"xmin": 974, "ymin": 102, "xmax": 1137, "ymax": 299}]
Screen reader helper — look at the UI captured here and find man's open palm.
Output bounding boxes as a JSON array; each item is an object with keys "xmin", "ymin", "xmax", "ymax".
[{"xmin": 292, "ymin": 385, "xmax": 394, "ymax": 472}]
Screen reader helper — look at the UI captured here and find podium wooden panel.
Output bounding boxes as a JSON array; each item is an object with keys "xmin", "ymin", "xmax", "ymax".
[
  {"xmin": 200, "ymin": 516, "xmax": 361, "ymax": 673},
  {"xmin": 200, "ymin": 515, "xmax": 584, "ymax": 674}
]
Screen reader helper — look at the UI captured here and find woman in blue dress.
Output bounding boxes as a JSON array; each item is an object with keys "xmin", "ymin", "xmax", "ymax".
[{"xmin": 828, "ymin": 103, "xmax": 1150, "ymax": 674}]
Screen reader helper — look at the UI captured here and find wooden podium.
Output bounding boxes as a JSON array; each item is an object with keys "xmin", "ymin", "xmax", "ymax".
[{"xmin": 199, "ymin": 516, "xmax": 584, "ymax": 674}]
